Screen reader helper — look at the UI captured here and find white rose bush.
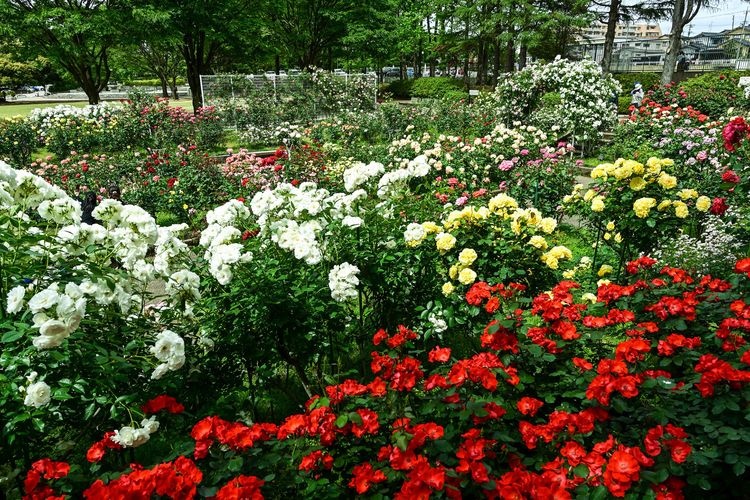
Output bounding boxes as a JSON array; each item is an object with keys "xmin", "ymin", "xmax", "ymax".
[{"xmin": 0, "ymin": 159, "xmax": 198, "ymax": 468}]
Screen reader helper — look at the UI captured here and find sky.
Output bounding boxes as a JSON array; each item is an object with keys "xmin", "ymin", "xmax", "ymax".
[{"xmin": 661, "ymin": 2, "xmax": 750, "ymax": 35}]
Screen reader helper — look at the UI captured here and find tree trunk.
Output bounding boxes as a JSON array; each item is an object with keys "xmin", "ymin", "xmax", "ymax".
[
  {"xmin": 601, "ymin": 0, "xmax": 622, "ymax": 73},
  {"xmin": 492, "ymin": 40, "xmax": 501, "ymax": 86},
  {"xmin": 159, "ymin": 75, "xmax": 169, "ymax": 98},
  {"xmin": 662, "ymin": 0, "xmax": 685, "ymax": 85},
  {"xmin": 518, "ymin": 45, "xmax": 527, "ymax": 70},
  {"xmin": 170, "ymin": 75, "xmax": 179, "ymax": 100},
  {"xmin": 504, "ymin": 37, "xmax": 515, "ymax": 73}
]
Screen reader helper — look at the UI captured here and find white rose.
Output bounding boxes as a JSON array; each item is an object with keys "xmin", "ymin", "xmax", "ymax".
[
  {"xmin": 24, "ymin": 381, "xmax": 51, "ymax": 408},
  {"xmin": 5, "ymin": 285, "xmax": 25, "ymax": 314}
]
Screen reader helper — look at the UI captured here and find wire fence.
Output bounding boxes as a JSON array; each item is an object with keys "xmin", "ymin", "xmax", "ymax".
[
  {"xmin": 570, "ymin": 30, "xmax": 750, "ymax": 73},
  {"xmin": 200, "ymin": 73, "xmax": 379, "ymax": 130}
]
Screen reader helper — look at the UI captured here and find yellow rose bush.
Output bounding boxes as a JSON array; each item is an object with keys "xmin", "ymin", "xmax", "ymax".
[
  {"xmin": 407, "ymin": 193, "xmax": 572, "ymax": 299},
  {"xmin": 563, "ymin": 157, "xmax": 711, "ymax": 273}
]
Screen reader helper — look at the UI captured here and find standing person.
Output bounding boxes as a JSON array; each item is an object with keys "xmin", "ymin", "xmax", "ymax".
[
  {"xmin": 108, "ymin": 184, "xmax": 121, "ymax": 200},
  {"xmin": 630, "ymin": 82, "xmax": 644, "ymax": 108},
  {"xmin": 80, "ymin": 191, "xmax": 97, "ymax": 224}
]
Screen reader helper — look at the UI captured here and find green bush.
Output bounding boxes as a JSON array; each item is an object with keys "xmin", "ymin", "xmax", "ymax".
[
  {"xmin": 618, "ymin": 95, "xmax": 632, "ymax": 114},
  {"xmin": 124, "ymin": 77, "xmax": 187, "ymax": 87},
  {"xmin": 678, "ymin": 70, "xmax": 748, "ymax": 117},
  {"xmin": 409, "ymin": 77, "xmax": 464, "ymax": 99},
  {"xmin": 613, "ymin": 72, "xmax": 661, "ymax": 93},
  {"xmin": 384, "ymin": 79, "xmax": 414, "ymax": 99}
]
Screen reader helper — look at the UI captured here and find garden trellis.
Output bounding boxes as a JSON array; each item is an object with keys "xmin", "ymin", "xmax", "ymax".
[{"xmin": 200, "ymin": 72, "xmax": 378, "ymax": 130}]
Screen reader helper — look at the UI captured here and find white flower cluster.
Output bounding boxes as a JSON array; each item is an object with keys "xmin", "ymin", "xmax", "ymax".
[
  {"xmin": 377, "ymin": 155, "xmax": 431, "ymax": 198},
  {"xmin": 343, "ymin": 161, "xmax": 385, "ymax": 192},
  {"xmin": 249, "ymin": 181, "xmax": 367, "ymax": 266},
  {"xmin": 150, "ymin": 330, "xmax": 186, "ymax": 380},
  {"xmin": 1, "ymin": 162, "xmax": 70, "ymax": 215},
  {"xmin": 200, "ymin": 199, "xmax": 253, "ymax": 285},
  {"xmin": 328, "ymin": 262, "xmax": 360, "ymax": 302},
  {"xmin": 111, "ymin": 416, "xmax": 159, "ymax": 448},
  {"xmin": 26, "ymin": 282, "xmax": 87, "ymax": 349},
  {"xmin": 494, "ymin": 56, "xmax": 621, "ymax": 141},
  {"xmin": 28, "ymin": 103, "xmax": 120, "ymax": 139}
]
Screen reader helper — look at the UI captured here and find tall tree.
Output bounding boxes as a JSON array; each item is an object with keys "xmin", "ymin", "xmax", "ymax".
[
  {"xmin": 661, "ymin": 0, "xmax": 705, "ymax": 84},
  {"xmin": 0, "ymin": 0, "xmax": 133, "ymax": 104},
  {"xmin": 137, "ymin": 0, "xmax": 258, "ymax": 110}
]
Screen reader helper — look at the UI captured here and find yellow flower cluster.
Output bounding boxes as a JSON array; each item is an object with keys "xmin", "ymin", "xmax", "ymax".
[
  {"xmin": 567, "ymin": 157, "xmax": 711, "ymax": 222},
  {"xmin": 540, "ymin": 245, "xmax": 573, "ymax": 270},
  {"xmin": 411, "ymin": 194, "xmax": 570, "ymax": 294}
]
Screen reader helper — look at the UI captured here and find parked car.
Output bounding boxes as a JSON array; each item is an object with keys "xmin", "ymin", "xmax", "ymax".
[
  {"xmin": 333, "ymin": 68, "xmax": 347, "ymax": 76},
  {"xmin": 382, "ymin": 67, "xmax": 400, "ymax": 77}
]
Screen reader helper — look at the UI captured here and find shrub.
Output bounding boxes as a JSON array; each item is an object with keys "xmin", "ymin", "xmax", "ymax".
[
  {"xmin": 385, "ymin": 79, "xmax": 414, "ymax": 99},
  {"xmin": 23, "ymin": 257, "xmax": 750, "ymax": 499},
  {"xmin": 613, "ymin": 72, "xmax": 661, "ymax": 95},
  {"xmin": 0, "ymin": 116, "xmax": 36, "ymax": 166},
  {"xmin": 409, "ymin": 77, "xmax": 464, "ymax": 99}
]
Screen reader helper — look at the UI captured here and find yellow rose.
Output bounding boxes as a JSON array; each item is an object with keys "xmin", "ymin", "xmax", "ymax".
[
  {"xmin": 581, "ymin": 292, "xmax": 598, "ymax": 304},
  {"xmin": 441, "ymin": 282, "xmax": 455, "ymax": 296},
  {"xmin": 658, "ymin": 173, "xmax": 677, "ymax": 189},
  {"xmin": 629, "ymin": 177, "xmax": 646, "ymax": 191},
  {"xmin": 528, "ymin": 235, "xmax": 548, "ymax": 250},
  {"xmin": 597, "ymin": 279, "xmax": 611, "ymax": 287},
  {"xmin": 591, "ymin": 196, "xmax": 605, "ymax": 212},
  {"xmin": 458, "ymin": 248, "xmax": 478, "ymax": 266},
  {"xmin": 614, "ymin": 233, "xmax": 623, "ymax": 243},
  {"xmin": 678, "ymin": 189, "xmax": 698, "ymax": 200},
  {"xmin": 449, "ymin": 264, "xmax": 459, "ymax": 280},
  {"xmin": 422, "ymin": 221, "xmax": 441, "ymax": 233},
  {"xmin": 458, "ymin": 268, "xmax": 477, "ymax": 285},
  {"xmin": 696, "ymin": 196, "xmax": 711, "ymax": 212},
  {"xmin": 657, "ymin": 200, "xmax": 672, "ymax": 212},
  {"xmin": 488, "ymin": 193, "xmax": 518, "ymax": 214},
  {"xmin": 614, "ymin": 164, "xmax": 633, "ymax": 180},
  {"xmin": 583, "ymin": 189, "xmax": 596, "ymax": 202},
  {"xmin": 661, "ymin": 158, "xmax": 675, "ymax": 167},
  {"xmin": 549, "ymin": 245, "xmax": 572, "ymax": 260},
  {"xmin": 590, "ymin": 164, "xmax": 610, "ymax": 179},
  {"xmin": 604, "ymin": 232, "xmax": 612, "ymax": 241},
  {"xmin": 539, "ymin": 217, "xmax": 557, "ymax": 234},
  {"xmin": 541, "ymin": 253, "xmax": 559, "ymax": 270},
  {"xmin": 598, "ymin": 264, "xmax": 613, "ymax": 277},
  {"xmin": 633, "ymin": 198, "xmax": 656, "ymax": 218},
  {"xmin": 673, "ymin": 201, "xmax": 689, "ymax": 218},
  {"xmin": 562, "ymin": 270, "xmax": 576, "ymax": 279},
  {"xmin": 436, "ymin": 232, "xmax": 456, "ymax": 252},
  {"xmin": 606, "ymin": 221, "xmax": 615, "ymax": 231}
]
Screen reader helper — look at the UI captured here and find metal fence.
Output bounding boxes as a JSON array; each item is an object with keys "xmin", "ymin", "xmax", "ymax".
[
  {"xmin": 199, "ymin": 73, "xmax": 379, "ymax": 129},
  {"xmin": 570, "ymin": 29, "xmax": 750, "ymax": 73}
]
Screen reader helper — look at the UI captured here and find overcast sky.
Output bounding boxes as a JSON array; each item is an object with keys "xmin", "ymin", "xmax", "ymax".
[{"xmin": 662, "ymin": 2, "xmax": 750, "ymax": 34}]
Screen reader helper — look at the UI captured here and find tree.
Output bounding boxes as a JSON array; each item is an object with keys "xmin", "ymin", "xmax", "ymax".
[
  {"xmin": 661, "ymin": 0, "xmax": 707, "ymax": 84},
  {"xmin": 1, "ymin": 0, "xmax": 133, "ymax": 104},
  {"xmin": 137, "ymin": 0, "xmax": 258, "ymax": 111}
]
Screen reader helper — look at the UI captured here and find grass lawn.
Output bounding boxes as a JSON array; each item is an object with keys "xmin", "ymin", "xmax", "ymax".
[{"xmin": 0, "ymin": 98, "xmax": 194, "ymax": 119}]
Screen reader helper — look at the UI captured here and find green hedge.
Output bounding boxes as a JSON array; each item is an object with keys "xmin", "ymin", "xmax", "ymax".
[
  {"xmin": 612, "ymin": 73, "xmax": 661, "ymax": 94},
  {"xmin": 124, "ymin": 78, "xmax": 187, "ymax": 87},
  {"xmin": 384, "ymin": 79, "xmax": 414, "ymax": 99},
  {"xmin": 409, "ymin": 77, "xmax": 464, "ymax": 98}
]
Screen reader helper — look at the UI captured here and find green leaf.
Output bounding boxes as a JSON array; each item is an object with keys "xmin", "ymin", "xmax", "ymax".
[
  {"xmin": 1, "ymin": 330, "xmax": 24, "ymax": 343},
  {"xmin": 573, "ymin": 464, "xmax": 588, "ymax": 478},
  {"xmin": 334, "ymin": 414, "xmax": 349, "ymax": 428}
]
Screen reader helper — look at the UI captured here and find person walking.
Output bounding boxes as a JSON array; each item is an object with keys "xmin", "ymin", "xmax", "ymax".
[{"xmin": 630, "ymin": 82, "xmax": 644, "ymax": 108}]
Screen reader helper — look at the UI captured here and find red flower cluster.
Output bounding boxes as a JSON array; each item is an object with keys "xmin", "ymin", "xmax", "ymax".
[
  {"xmin": 722, "ymin": 116, "xmax": 750, "ymax": 151},
  {"xmin": 83, "ymin": 457, "xmax": 202, "ymax": 499},
  {"xmin": 519, "ymin": 407, "xmax": 609, "ymax": 449},
  {"xmin": 349, "ymin": 462, "xmax": 387, "ymax": 494},
  {"xmin": 86, "ymin": 430, "xmax": 123, "ymax": 463},
  {"xmin": 694, "ymin": 353, "xmax": 750, "ymax": 397},
  {"xmin": 24, "ymin": 458, "xmax": 69, "ymax": 500},
  {"xmin": 141, "ymin": 394, "xmax": 185, "ymax": 415},
  {"xmin": 644, "ymin": 424, "xmax": 691, "ymax": 463},
  {"xmin": 214, "ymin": 475, "xmax": 265, "ymax": 499},
  {"xmin": 191, "ymin": 416, "xmax": 278, "ymax": 459}
]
